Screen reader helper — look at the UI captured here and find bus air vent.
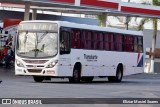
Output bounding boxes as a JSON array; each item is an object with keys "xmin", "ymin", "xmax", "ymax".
[{"xmin": 27, "ymin": 69, "xmax": 42, "ymax": 73}]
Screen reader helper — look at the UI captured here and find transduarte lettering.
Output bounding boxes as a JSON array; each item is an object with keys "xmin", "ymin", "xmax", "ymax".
[{"xmin": 84, "ymin": 54, "xmax": 98, "ymax": 61}]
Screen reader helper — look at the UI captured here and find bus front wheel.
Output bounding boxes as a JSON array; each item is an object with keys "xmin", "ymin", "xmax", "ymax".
[
  {"xmin": 33, "ymin": 76, "xmax": 44, "ymax": 82},
  {"xmin": 69, "ymin": 66, "xmax": 81, "ymax": 83},
  {"xmin": 108, "ymin": 65, "xmax": 123, "ymax": 82}
]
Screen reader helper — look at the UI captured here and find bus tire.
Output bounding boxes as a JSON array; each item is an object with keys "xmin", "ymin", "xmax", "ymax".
[
  {"xmin": 81, "ymin": 77, "xmax": 94, "ymax": 82},
  {"xmin": 69, "ymin": 65, "xmax": 81, "ymax": 83},
  {"xmin": 33, "ymin": 76, "xmax": 44, "ymax": 82},
  {"xmin": 108, "ymin": 65, "xmax": 123, "ymax": 82}
]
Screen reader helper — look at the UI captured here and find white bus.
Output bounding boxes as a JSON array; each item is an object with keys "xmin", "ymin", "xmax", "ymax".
[{"xmin": 15, "ymin": 20, "xmax": 144, "ymax": 83}]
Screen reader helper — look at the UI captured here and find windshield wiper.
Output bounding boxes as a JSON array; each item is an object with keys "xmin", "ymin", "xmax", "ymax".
[
  {"xmin": 35, "ymin": 32, "xmax": 48, "ymax": 57},
  {"xmin": 23, "ymin": 32, "xmax": 28, "ymax": 43}
]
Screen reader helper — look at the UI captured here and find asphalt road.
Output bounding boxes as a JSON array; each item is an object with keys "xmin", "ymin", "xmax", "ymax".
[{"xmin": 0, "ymin": 67, "xmax": 160, "ymax": 107}]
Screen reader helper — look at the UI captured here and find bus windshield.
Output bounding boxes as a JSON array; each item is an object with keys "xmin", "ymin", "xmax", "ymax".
[{"xmin": 16, "ymin": 32, "xmax": 58, "ymax": 58}]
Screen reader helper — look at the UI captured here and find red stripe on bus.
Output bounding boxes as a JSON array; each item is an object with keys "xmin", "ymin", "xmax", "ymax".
[
  {"xmin": 81, "ymin": 0, "xmax": 118, "ymax": 9},
  {"xmin": 121, "ymin": 6, "xmax": 160, "ymax": 16},
  {"xmin": 49, "ymin": 0, "xmax": 75, "ymax": 4}
]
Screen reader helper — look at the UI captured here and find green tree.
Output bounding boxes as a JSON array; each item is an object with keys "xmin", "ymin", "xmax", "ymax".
[
  {"xmin": 137, "ymin": 0, "xmax": 160, "ymax": 73},
  {"xmin": 97, "ymin": 15, "xmax": 102, "ymax": 26}
]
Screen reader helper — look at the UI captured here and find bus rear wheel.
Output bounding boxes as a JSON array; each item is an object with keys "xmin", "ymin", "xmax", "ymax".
[
  {"xmin": 81, "ymin": 77, "xmax": 94, "ymax": 82},
  {"xmin": 69, "ymin": 66, "xmax": 81, "ymax": 83},
  {"xmin": 108, "ymin": 65, "xmax": 123, "ymax": 82},
  {"xmin": 33, "ymin": 76, "xmax": 44, "ymax": 82}
]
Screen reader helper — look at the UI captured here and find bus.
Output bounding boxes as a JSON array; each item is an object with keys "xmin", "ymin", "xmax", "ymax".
[{"xmin": 15, "ymin": 20, "xmax": 144, "ymax": 83}]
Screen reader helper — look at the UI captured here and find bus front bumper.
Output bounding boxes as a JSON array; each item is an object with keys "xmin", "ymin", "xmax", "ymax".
[{"xmin": 15, "ymin": 67, "xmax": 58, "ymax": 76}]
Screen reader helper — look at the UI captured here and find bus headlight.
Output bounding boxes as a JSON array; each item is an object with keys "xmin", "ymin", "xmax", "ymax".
[
  {"xmin": 47, "ymin": 60, "xmax": 58, "ymax": 68},
  {"xmin": 16, "ymin": 60, "xmax": 24, "ymax": 67}
]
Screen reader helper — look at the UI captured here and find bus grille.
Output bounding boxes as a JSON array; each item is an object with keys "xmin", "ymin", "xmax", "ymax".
[
  {"xmin": 26, "ymin": 65, "xmax": 44, "ymax": 68},
  {"xmin": 27, "ymin": 69, "xmax": 42, "ymax": 73},
  {"xmin": 23, "ymin": 60, "xmax": 48, "ymax": 64}
]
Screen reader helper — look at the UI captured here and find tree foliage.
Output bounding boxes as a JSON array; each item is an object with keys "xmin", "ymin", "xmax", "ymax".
[
  {"xmin": 137, "ymin": 0, "xmax": 159, "ymax": 31},
  {"xmin": 96, "ymin": 15, "xmax": 102, "ymax": 26}
]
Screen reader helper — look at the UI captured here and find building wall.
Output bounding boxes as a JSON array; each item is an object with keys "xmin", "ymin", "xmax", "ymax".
[{"xmin": 143, "ymin": 29, "xmax": 160, "ymax": 48}]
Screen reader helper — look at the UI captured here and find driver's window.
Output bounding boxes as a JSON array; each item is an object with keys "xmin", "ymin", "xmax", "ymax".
[{"xmin": 60, "ymin": 31, "xmax": 70, "ymax": 54}]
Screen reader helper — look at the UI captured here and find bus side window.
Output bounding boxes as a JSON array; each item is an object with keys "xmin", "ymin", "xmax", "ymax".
[
  {"xmin": 124, "ymin": 35, "xmax": 133, "ymax": 52},
  {"xmin": 93, "ymin": 32, "xmax": 98, "ymax": 50},
  {"xmin": 60, "ymin": 31, "xmax": 70, "ymax": 54},
  {"xmin": 83, "ymin": 30, "xmax": 92, "ymax": 49},
  {"xmin": 71, "ymin": 29, "xmax": 81, "ymax": 49},
  {"xmin": 138, "ymin": 36, "xmax": 143, "ymax": 52},
  {"xmin": 93, "ymin": 32, "xmax": 103, "ymax": 50},
  {"xmin": 134, "ymin": 36, "xmax": 138, "ymax": 52},
  {"xmin": 115, "ymin": 34, "xmax": 123, "ymax": 51},
  {"xmin": 129, "ymin": 36, "xmax": 134, "ymax": 52},
  {"xmin": 81, "ymin": 31, "xmax": 85, "ymax": 49},
  {"xmin": 109, "ymin": 33, "xmax": 114, "ymax": 51},
  {"xmin": 97, "ymin": 32, "xmax": 104, "ymax": 50},
  {"xmin": 104, "ymin": 33, "xmax": 109, "ymax": 50}
]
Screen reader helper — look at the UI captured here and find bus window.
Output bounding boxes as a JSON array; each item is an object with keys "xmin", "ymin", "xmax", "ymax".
[
  {"xmin": 134, "ymin": 36, "xmax": 138, "ymax": 52},
  {"xmin": 60, "ymin": 31, "xmax": 70, "ymax": 54},
  {"xmin": 138, "ymin": 36, "xmax": 143, "ymax": 52},
  {"xmin": 129, "ymin": 36, "xmax": 134, "ymax": 52},
  {"xmin": 71, "ymin": 29, "xmax": 81, "ymax": 49},
  {"xmin": 93, "ymin": 32, "xmax": 98, "ymax": 49},
  {"xmin": 81, "ymin": 31, "xmax": 85, "ymax": 49},
  {"xmin": 109, "ymin": 33, "xmax": 114, "ymax": 51},
  {"xmin": 83, "ymin": 30, "xmax": 92, "ymax": 49},
  {"xmin": 124, "ymin": 35, "xmax": 133, "ymax": 52},
  {"xmin": 97, "ymin": 32, "xmax": 103, "ymax": 50},
  {"xmin": 104, "ymin": 33, "xmax": 109, "ymax": 50},
  {"xmin": 72, "ymin": 29, "xmax": 81, "ymax": 48},
  {"xmin": 115, "ymin": 34, "xmax": 123, "ymax": 51},
  {"xmin": 93, "ymin": 32, "xmax": 103, "ymax": 50}
]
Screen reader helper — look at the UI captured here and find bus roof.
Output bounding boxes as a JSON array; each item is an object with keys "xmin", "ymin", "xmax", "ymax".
[{"xmin": 20, "ymin": 20, "xmax": 143, "ymax": 36}]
